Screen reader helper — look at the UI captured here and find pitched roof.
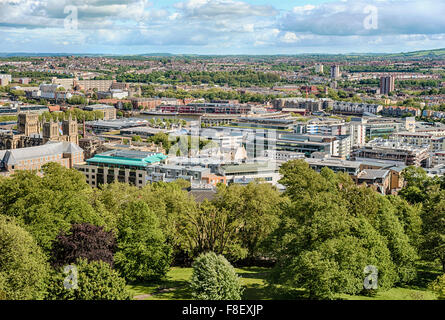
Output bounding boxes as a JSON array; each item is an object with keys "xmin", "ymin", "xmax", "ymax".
[
  {"xmin": 1, "ymin": 141, "xmax": 83, "ymax": 166},
  {"xmin": 358, "ymin": 169, "xmax": 390, "ymax": 180}
]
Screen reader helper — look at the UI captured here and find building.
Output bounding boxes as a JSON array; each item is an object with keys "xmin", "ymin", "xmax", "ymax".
[
  {"xmin": 158, "ymin": 103, "xmax": 252, "ymax": 114},
  {"xmin": 219, "ymin": 162, "xmax": 281, "ymax": 185},
  {"xmin": 85, "ymin": 118, "xmax": 148, "ymax": 134},
  {"xmin": 351, "ymin": 139, "xmax": 430, "ymax": 167},
  {"xmin": 392, "ymin": 132, "xmax": 445, "ymax": 153},
  {"xmin": 0, "ymin": 113, "xmax": 79, "ymax": 150},
  {"xmin": 18, "ymin": 78, "xmax": 30, "ymax": 85},
  {"xmin": 381, "ymin": 106, "xmax": 420, "ymax": 117},
  {"xmin": 380, "ymin": 76, "xmax": 395, "ymax": 95},
  {"xmin": 263, "ymin": 150, "xmax": 305, "ymax": 163},
  {"xmin": 75, "ymin": 150, "xmax": 167, "ymax": 188},
  {"xmin": 201, "ymin": 174, "xmax": 227, "ymax": 186},
  {"xmin": 355, "ymin": 158, "xmax": 406, "ymax": 192},
  {"xmin": 0, "ymin": 141, "xmax": 84, "ymax": 174},
  {"xmin": 332, "ymin": 101, "xmax": 383, "ymax": 115},
  {"xmin": 146, "ymin": 164, "xmax": 211, "ymax": 184},
  {"xmin": 276, "ymin": 133, "xmax": 352, "ymax": 159},
  {"xmin": 31, "ymin": 84, "xmax": 72, "ymax": 101},
  {"xmin": 304, "ymin": 156, "xmax": 405, "ymax": 194},
  {"xmin": 315, "ymin": 64, "xmax": 324, "ymax": 74},
  {"xmin": 356, "ymin": 169, "xmax": 391, "ymax": 195},
  {"xmin": 97, "ymin": 90, "xmax": 129, "ymax": 100},
  {"xmin": 75, "ymin": 79, "xmax": 114, "ymax": 92},
  {"xmin": 83, "ymin": 104, "xmax": 117, "ymax": 120},
  {"xmin": 130, "ymin": 98, "xmax": 162, "ymax": 110},
  {"xmin": 330, "ymin": 65, "xmax": 340, "ymax": 79},
  {"xmin": 272, "ymin": 98, "xmax": 330, "ymax": 112},
  {"xmin": 0, "ymin": 74, "xmax": 11, "ymax": 86},
  {"xmin": 433, "ymin": 151, "xmax": 445, "ymax": 166},
  {"xmin": 305, "ymin": 157, "xmax": 361, "ymax": 176}
]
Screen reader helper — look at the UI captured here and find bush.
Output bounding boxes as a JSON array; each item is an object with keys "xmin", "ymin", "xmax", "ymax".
[
  {"xmin": 190, "ymin": 252, "xmax": 243, "ymax": 300},
  {"xmin": 430, "ymin": 274, "xmax": 445, "ymax": 300},
  {"xmin": 45, "ymin": 258, "xmax": 131, "ymax": 300},
  {"xmin": 0, "ymin": 215, "xmax": 49, "ymax": 300}
]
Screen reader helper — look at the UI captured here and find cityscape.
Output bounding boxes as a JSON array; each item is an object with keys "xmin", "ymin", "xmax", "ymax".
[{"xmin": 0, "ymin": 0, "xmax": 445, "ymax": 309}]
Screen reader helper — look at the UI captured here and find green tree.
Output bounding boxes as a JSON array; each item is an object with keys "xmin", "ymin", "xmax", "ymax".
[
  {"xmin": 421, "ymin": 188, "xmax": 445, "ymax": 271},
  {"xmin": 190, "ymin": 252, "xmax": 243, "ymax": 300},
  {"xmin": 0, "ymin": 163, "xmax": 107, "ymax": 253},
  {"xmin": 387, "ymin": 195, "xmax": 423, "ymax": 249},
  {"xmin": 268, "ymin": 160, "xmax": 416, "ymax": 299},
  {"xmin": 114, "ymin": 201, "xmax": 172, "ymax": 282},
  {"xmin": 212, "ymin": 183, "xmax": 284, "ymax": 260},
  {"xmin": 399, "ymin": 166, "xmax": 432, "ymax": 204},
  {"xmin": 0, "ymin": 215, "xmax": 49, "ymax": 300},
  {"xmin": 132, "ymin": 135, "xmax": 142, "ymax": 142},
  {"xmin": 46, "ymin": 258, "xmax": 132, "ymax": 300}
]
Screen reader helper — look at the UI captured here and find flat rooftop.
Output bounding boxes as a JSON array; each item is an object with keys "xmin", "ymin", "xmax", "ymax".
[{"xmin": 87, "ymin": 150, "xmax": 167, "ymax": 167}]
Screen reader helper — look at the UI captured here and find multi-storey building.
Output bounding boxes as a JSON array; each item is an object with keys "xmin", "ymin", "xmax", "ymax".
[
  {"xmin": 330, "ymin": 65, "xmax": 341, "ymax": 79},
  {"xmin": 219, "ymin": 162, "xmax": 281, "ymax": 185},
  {"xmin": 315, "ymin": 64, "xmax": 324, "ymax": 74},
  {"xmin": 332, "ymin": 101, "xmax": 383, "ymax": 115},
  {"xmin": 351, "ymin": 139, "xmax": 430, "ymax": 167},
  {"xmin": 83, "ymin": 104, "xmax": 117, "ymax": 120},
  {"xmin": 392, "ymin": 132, "xmax": 445, "ymax": 152},
  {"xmin": 381, "ymin": 106, "xmax": 420, "ymax": 117},
  {"xmin": 380, "ymin": 76, "xmax": 395, "ymax": 95},
  {"xmin": 74, "ymin": 150, "xmax": 167, "ymax": 188},
  {"xmin": 158, "ymin": 103, "xmax": 252, "ymax": 114},
  {"xmin": 269, "ymin": 133, "xmax": 351, "ymax": 159},
  {"xmin": 31, "ymin": 84, "xmax": 72, "ymax": 100},
  {"xmin": 146, "ymin": 164, "xmax": 211, "ymax": 184}
]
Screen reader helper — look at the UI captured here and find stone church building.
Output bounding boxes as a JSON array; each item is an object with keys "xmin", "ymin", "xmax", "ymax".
[{"xmin": 0, "ymin": 113, "xmax": 79, "ymax": 150}]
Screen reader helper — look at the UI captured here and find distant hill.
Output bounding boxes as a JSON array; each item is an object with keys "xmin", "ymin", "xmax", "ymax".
[
  {"xmin": 385, "ymin": 48, "xmax": 445, "ymax": 58},
  {"xmin": 0, "ymin": 52, "xmax": 104, "ymax": 58},
  {"xmin": 0, "ymin": 49, "xmax": 444, "ymax": 59}
]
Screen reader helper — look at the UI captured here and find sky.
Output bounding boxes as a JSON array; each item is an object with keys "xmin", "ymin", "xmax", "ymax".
[{"xmin": 0, "ymin": 0, "xmax": 444, "ymax": 55}]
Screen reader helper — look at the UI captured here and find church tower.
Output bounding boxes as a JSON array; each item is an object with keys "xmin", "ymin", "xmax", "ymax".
[
  {"xmin": 18, "ymin": 113, "xmax": 39, "ymax": 136},
  {"xmin": 62, "ymin": 114, "xmax": 78, "ymax": 144},
  {"xmin": 43, "ymin": 119, "xmax": 60, "ymax": 143}
]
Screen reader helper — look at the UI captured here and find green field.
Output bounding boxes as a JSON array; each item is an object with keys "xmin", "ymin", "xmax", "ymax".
[{"xmin": 127, "ymin": 261, "xmax": 441, "ymax": 300}]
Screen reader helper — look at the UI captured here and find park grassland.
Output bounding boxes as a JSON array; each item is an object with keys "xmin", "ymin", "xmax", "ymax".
[{"xmin": 127, "ymin": 261, "xmax": 442, "ymax": 301}]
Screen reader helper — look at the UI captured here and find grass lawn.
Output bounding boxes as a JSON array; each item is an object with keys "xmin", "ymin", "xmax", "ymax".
[
  {"xmin": 127, "ymin": 261, "xmax": 441, "ymax": 300},
  {"xmin": 127, "ymin": 266, "xmax": 293, "ymax": 300}
]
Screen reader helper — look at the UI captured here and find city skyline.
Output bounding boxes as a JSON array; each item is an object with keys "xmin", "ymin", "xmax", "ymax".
[{"xmin": 1, "ymin": 0, "xmax": 444, "ymax": 55}]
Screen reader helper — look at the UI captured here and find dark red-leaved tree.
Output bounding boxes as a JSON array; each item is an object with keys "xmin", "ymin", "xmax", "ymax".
[{"xmin": 51, "ymin": 223, "xmax": 116, "ymax": 268}]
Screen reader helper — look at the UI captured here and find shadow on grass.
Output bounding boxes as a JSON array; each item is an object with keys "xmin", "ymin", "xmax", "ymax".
[
  {"xmin": 129, "ymin": 278, "xmax": 192, "ymax": 300},
  {"xmin": 237, "ymin": 267, "xmax": 308, "ymax": 300},
  {"xmin": 402, "ymin": 260, "xmax": 442, "ymax": 291}
]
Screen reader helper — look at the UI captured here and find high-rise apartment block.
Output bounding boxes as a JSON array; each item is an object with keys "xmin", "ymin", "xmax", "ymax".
[
  {"xmin": 330, "ymin": 65, "xmax": 340, "ymax": 79},
  {"xmin": 380, "ymin": 76, "xmax": 395, "ymax": 95}
]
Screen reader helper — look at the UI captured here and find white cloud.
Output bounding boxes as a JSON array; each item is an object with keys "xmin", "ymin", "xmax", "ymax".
[
  {"xmin": 281, "ymin": 32, "xmax": 298, "ymax": 43},
  {"xmin": 0, "ymin": 0, "xmax": 444, "ymax": 54},
  {"xmin": 281, "ymin": 0, "xmax": 445, "ymax": 36}
]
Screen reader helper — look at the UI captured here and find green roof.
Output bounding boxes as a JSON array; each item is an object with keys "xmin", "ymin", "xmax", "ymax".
[
  {"xmin": 222, "ymin": 163, "xmax": 276, "ymax": 174},
  {"xmin": 87, "ymin": 153, "xmax": 167, "ymax": 167}
]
